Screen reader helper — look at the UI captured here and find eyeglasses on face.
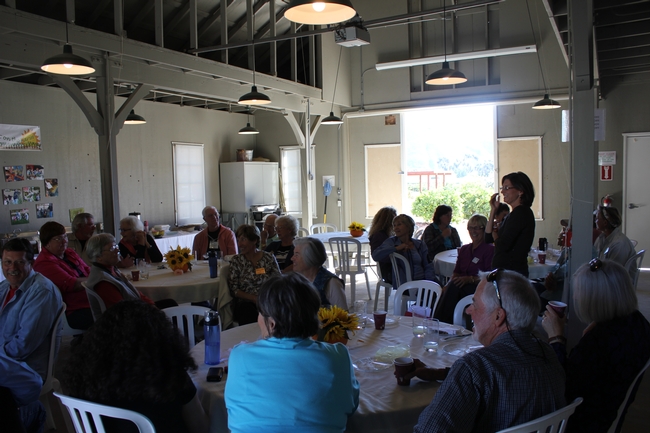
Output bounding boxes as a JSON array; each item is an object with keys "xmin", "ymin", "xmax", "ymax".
[
  {"xmin": 51, "ymin": 235, "xmax": 67, "ymax": 243},
  {"xmin": 104, "ymin": 244, "xmax": 119, "ymax": 253},
  {"xmin": 589, "ymin": 258, "xmax": 602, "ymax": 272},
  {"xmin": 500, "ymin": 185, "xmax": 516, "ymax": 191},
  {"xmin": 486, "ymin": 268, "xmax": 504, "ymax": 309}
]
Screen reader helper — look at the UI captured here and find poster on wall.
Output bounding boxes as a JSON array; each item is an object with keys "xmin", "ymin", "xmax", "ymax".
[
  {"xmin": 44, "ymin": 178, "xmax": 58, "ymax": 197},
  {"xmin": 26, "ymin": 164, "xmax": 44, "ymax": 180},
  {"xmin": 0, "ymin": 124, "xmax": 41, "ymax": 150},
  {"xmin": 23, "ymin": 186, "xmax": 41, "ymax": 202},
  {"xmin": 3, "ymin": 189, "xmax": 22, "ymax": 205},
  {"xmin": 69, "ymin": 207, "xmax": 84, "ymax": 222},
  {"xmin": 37, "ymin": 203, "xmax": 53, "ymax": 219},
  {"xmin": 4, "ymin": 166, "xmax": 24, "ymax": 182},
  {"xmin": 10, "ymin": 208, "xmax": 29, "ymax": 225}
]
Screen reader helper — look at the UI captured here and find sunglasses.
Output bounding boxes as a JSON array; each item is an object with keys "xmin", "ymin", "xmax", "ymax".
[
  {"xmin": 486, "ymin": 268, "xmax": 504, "ymax": 310},
  {"xmin": 589, "ymin": 258, "xmax": 602, "ymax": 272}
]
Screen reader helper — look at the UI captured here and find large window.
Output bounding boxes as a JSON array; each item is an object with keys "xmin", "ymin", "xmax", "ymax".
[
  {"xmin": 280, "ymin": 146, "xmax": 316, "ymax": 217},
  {"xmin": 172, "ymin": 142, "xmax": 205, "ymax": 226}
]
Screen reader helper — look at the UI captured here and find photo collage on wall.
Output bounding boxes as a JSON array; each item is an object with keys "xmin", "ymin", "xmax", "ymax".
[{"xmin": 3, "ymin": 164, "xmax": 55, "ymax": 224}]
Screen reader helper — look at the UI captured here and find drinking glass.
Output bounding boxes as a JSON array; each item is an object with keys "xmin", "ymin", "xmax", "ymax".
[
  {"xmin": 423, "ymin": 318, "xmax": 440, "ymax": 352},
  {"xmin": 412, "ymin": 316, "xmax": 426, "ymax": 338},
  {"xmin": 354, "ymin": 300, "xmax": 367, "ymax": 329},
  {"xmin": 137, "ymin": 259, "xmax": 149, "ymax": 280}
]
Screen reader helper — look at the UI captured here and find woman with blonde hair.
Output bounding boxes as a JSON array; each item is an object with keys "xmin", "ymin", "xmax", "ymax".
[{"xmin": 368, "ymin": 206, "xmax": 397, "ymax": 283}]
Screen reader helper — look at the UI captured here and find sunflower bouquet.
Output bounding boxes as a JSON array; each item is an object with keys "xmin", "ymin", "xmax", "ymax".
[
  {"xmin": 316, "ymin": 305, "xmax": 359, "ymax": 344},
  {"xmin": 348, "ymin": 222, "xmax": 365, "ymax": 231},
  {"xmin": 164, "ymin": 246, "xmax": 194, "ymax": 274}
]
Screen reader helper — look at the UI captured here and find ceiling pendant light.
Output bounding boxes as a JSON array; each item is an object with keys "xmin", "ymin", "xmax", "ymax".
[
  {"xmin": 526, "ymin": 0, "xmax": 560, "ymax": 110},
  {"xmin": 41, "ymin": 24, "xmax": 95, "ymax": 76},
  {"xmin": 285, "ymin": 0, "xmax": 357, "ymax": 26},
  {"xmin": 124, "ymin": 110, "xmax": 146, "ymax": 125},
  {"xmin": 238, "ymin": 44, "xmax": 271, "ymax": 106},
  {"xmin": 239, "ymin": 110, "xmax": 260, "ymax": 135},
  {"xmin": 425, "ymin": 0, "xmax": 467, "ymax": 86},
  {"xmin": 322, "ymin": 47, "xmax": 344, "ymax": 125}
]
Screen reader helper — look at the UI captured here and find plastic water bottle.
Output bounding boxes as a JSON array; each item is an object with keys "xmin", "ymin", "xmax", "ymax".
[
  {"xmin": 208, "ymin": 250, "xmax": 218, "ymax": 278},
  {"xmin": 204, "ymin": 310, "xmax": 221, "ymax": 365}
]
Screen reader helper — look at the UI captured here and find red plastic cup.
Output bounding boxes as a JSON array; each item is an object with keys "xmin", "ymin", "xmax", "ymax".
[
  {"xmin": 394, "ymin": 357, "xmax": 415, "ymax": 386},
  {"xmin": 538, "ymin": 252, "xmax": 547, "ymax": 264},
  {"xmin": 548, "ymin": 301, "xmax": 567, "ymax": 318},
  {"xmin": 131, "ymin": 270, "xmax": 140, "ymax": 282},
  {"xmin": 373, "ymin": 310, "xmax": 387, "ymax": 330}
]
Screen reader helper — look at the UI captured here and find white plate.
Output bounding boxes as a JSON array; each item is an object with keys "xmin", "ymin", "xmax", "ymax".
[
  {"xmin": 353, "ymin": 357, "xmax": 393, "ymax": 372},
  {"xmin": 443, "ymin": 341, "xmax": 483, "ymax": 357},
  {"xmin": 373, "ymin": 344, "xmax": 411, "ymax": 363}
]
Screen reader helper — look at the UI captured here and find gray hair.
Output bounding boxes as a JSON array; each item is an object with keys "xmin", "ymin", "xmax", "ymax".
[
  {"xmin": 72, "ymin": 213, "xmax": 94, "ymax": 232},
  {"xmin": 276, "ymin": 214, "xmax": 298, "ymax": 237},
  {"xmin": 481, "ymin": 270, "xmax": 540, "ymax": 332},
  {"xmin": 86, "ymin": 233, "xmax": 116, "ymax": 262},
  {"xmin": 467, "ymin": 214, "xmax": 488, "ymax": 229},
  {"xmin": 293, "ymin": 237, "xmax": 327, "ymax": 268},
  {"xmin": 120, "ymin": 216, "xmax": 144, "ymax": 232},
  {"xmin": 572, "ymin": 259, "xmax": 637, "ymax": 323},
  {"xmin": 202, "ymin": 206, "xmax": 219, "ymax": 219}
]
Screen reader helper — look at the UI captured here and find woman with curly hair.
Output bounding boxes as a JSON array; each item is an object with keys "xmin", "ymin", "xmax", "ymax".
[
  {"xmin": 368, "ymin": 206, "xmax": 397, "ymax": 283},
  {"xmin": 64, "ymin": 300, "xmax": 208, "ymax": 433},
  {"xmin": 225, "ymin": 273, "xmax": 359, "ymax": 432}
]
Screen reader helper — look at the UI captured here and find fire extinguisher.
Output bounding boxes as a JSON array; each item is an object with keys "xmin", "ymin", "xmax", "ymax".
[{"xmin": 601, "ymin": 195, "xmax": 613, "ymax": 207}]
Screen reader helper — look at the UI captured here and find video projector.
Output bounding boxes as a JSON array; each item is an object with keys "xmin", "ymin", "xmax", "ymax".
[{"xmin": 335, "ymin": 26, "xmax": 370, "ymax": 47}]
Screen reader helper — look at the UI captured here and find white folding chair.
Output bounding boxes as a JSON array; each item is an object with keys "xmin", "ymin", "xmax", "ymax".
[
  {"xmin": 453, "ymin": 294, "xmax": 474, "ymax": 329},
  {"xmin": 310, "ymin": 223, "xmax": 338, "ymax": 234},
  {"xmin": 297, "ymin": 227, "xmax": 309, "ymax": 237},
  {"xmin": 54, "ymin": 392, "xmax": 156, "ymax": 433},
  {"xmin": 607, "ymin": 356, "xmax": 650, "ymax": 433},
  {"xmin": 164, "ymin": 305, "xmax": 210, "ymax": 348},
  {"xmin": 62, "ymin": 310, "xmax": 84, "ymax": 336},
  {"xmin": 83, "ymin": 283, "xmax": 107, "ymax": 322},
  {"xmin": 40, "ymin": 305, "xmax": 65, "ymax": 431},
  {"xmin": 389, "ymin": 252, "xmax": 412, "ymax": 289},
  {"xmin": 374, "ymin": 264, "xmax": 393, "ymax": 312},
  {"xmin": 624, "ymin": 249, "xmax": 645, "ymax": 289},
  {"xmin": 393, "ymin": 280, "xmax": 442, "ymax": 317},
  {"xmin": 496, "ymin": 397, "xmax": 583, "ymax": 433},
  {"xmin": 329, "ymin": 237, "xmax": 372, "ymax": 305}
]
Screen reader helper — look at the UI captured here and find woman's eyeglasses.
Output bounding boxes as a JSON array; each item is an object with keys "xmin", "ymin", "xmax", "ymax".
[
  {"xmin": 486, "ymin": 268, "xmax": 504, "ymax": 309},
  {"xmin": 589, "ymin": 258, "xmax": 602, "ymax": 272},
  {"xmin": 500, "ymin": 185, "xmax": 515, "ymax": 191}
]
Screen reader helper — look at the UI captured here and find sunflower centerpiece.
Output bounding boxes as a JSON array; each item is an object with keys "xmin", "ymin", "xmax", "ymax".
[
  {"xmin": 348, "ymin": 222, "xmax": 365, "ymax": 237},
  {"xmin": 316, "ymin": 305, "xmax": 359, "ymax": 344},
  {"xmin": 164, "ymin": 246, "xmax": 194, "ymax": 274}
]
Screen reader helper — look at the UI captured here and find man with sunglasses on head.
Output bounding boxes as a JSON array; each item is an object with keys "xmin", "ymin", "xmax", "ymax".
[{"xmin": 411, "ymin": 269, "xmax": 566, "ymax": 433}]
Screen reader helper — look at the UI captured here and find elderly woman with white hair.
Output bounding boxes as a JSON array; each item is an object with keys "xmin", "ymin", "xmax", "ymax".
[
  {"xmin": 594, "ymin": 205, "xmax": 636, "ymax": 271},
  {"xmin": 118, "ymin": 215, "xmax": 163, "ymax": 265},
  {"xmin": 85, "ymin": 234, "xmax": 176, "ymax": 315},
  {"xmin": 542, "ymin": 259, "xmax": 650, "ymax": 433},
  {"xmin": 292, "ymin": 237, "xmax": 348, "ymax": 310},
  {"xmin": 265, "ymin": 214, "xmax": 298, "ymax": 272}
]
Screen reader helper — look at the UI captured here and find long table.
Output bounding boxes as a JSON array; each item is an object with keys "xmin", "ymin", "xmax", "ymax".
[{"xmin": 188, "ymin": 319, "xmax": 478, "ymax": 433}]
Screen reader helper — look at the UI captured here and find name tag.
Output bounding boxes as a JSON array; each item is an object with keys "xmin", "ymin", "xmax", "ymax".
[
  {"xmin": 209, "ymin": 240, "xmax": 219, "ymax": 250},
  {"xmin": 472, "ymin": 257, "xmax": 480, "ymax": 264},
  {"xmin": 255, "ymin": 268, "xmax": 266, "ymax": 275}
]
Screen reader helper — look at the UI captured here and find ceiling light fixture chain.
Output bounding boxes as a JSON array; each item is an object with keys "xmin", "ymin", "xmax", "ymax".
[
  {"xmin": 526, "ymin": 0, "xmax": 560, "ymax": 109},
  {"xmin": 424, "ymin": 0, "xmax": 467, "ymax": 86},
  {"xmin": 322, "ymin": 46, "xmax": 344, "ymax": 125}
]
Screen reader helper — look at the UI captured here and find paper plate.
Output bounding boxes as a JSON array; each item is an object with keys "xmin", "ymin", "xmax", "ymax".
[
  {"xmin": 443, "ymin": 342, "xmax": 483, "ymax": 357},
  {"xmin": 353, "ymin": 357, "xmax": 393, "ymax": 372},
  {"xmin": 373, "ymin": 344, "xmax": 411, "ymax": 364}
]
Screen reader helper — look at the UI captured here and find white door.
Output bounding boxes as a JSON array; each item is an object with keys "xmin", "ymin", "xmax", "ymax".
[{"xmin": 623, "ymin": 133, "xmax": 650, "ymax": 254}]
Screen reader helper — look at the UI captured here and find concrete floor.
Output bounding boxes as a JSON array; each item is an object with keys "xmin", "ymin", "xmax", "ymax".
[{"xmin": 47, "ymin": 267, "xmax": 650, "ymax": 432}]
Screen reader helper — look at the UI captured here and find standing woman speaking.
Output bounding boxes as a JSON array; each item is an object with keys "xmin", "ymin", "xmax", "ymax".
[{"xmin": 485, "ymin": 172, "xmax": 536, "ymax": 277}]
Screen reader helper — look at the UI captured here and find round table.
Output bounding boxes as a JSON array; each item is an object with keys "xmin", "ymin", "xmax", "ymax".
[
  {"xmin": 130, "ymin": 262, "xmax": 220, "ymax": 303},
  {"xmin": 433, "ymin": 250, "xmax": 556, "ymax": 280},
  {"xmin": 189, "ymin": 319, "xmax": 479, "ymax": 433}
]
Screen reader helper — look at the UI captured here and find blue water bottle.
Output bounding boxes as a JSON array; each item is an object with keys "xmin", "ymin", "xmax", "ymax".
[
  {"xmin": 208, "ymin": 250, "xmax": 218, "ymax": 278},
  {"xmin": 204, "ymin": 310, "xmax": 221, "ymax": 365}
]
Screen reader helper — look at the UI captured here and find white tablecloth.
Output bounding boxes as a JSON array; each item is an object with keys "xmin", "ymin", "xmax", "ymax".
[
  {"xmin": 153, "ymin": 231, "xmax": 198, "ymax": 254},
  {"xmin": 130, "ymin": 261, "xmax": 220, "ymax": 303},
  {"xmin": 433, "ymin": 249, "xmax": 556, "ymax": 280},
  {"xmin": 189, "ymin": 319, "xmax": 478, "ymax": 433}
]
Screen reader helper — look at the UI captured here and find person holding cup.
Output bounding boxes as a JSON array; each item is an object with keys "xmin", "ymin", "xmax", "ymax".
[
  {"xmin": 413, "ymin": 270, "xmax": 565, "ymax": 433},
  {"xmin": 422, "ymin": 204, "xmax": 462, "ymax": 263},
  {"xmin": 541, "ymin": 259, "xmax": 650, "ymax": 433},
  {"xmin": 225, "ymin": 273, "xmax": 359, "ymax": 433}
]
